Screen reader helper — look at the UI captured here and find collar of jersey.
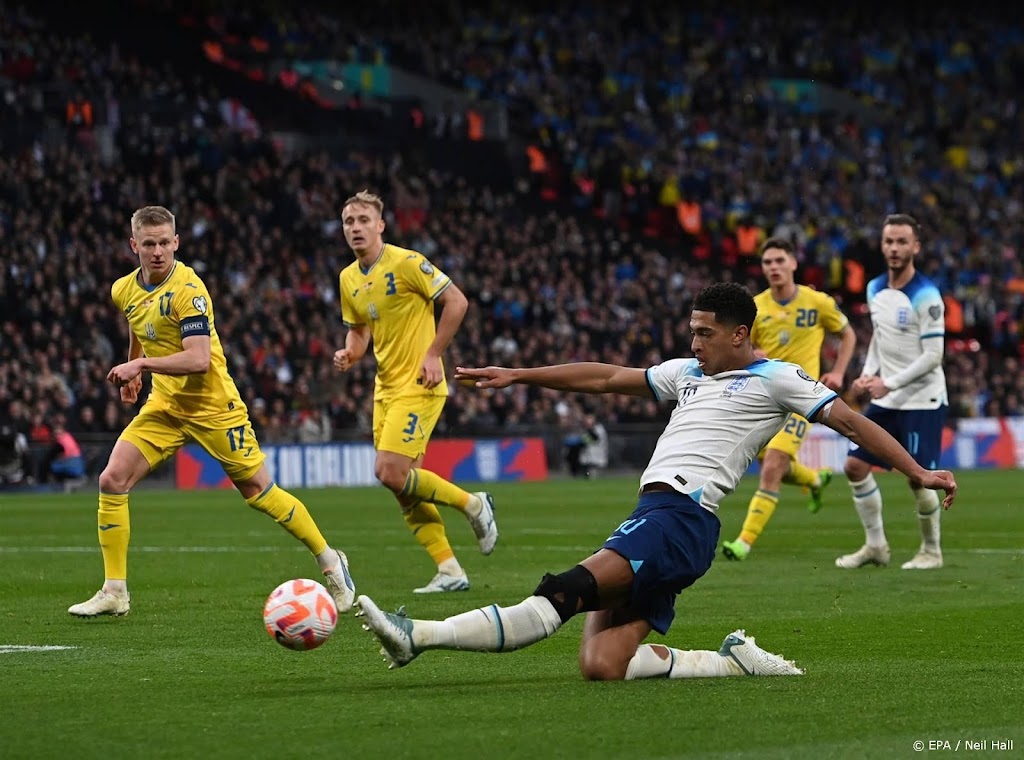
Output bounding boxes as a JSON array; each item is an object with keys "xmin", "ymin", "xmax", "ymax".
[
  {"xmin": 136, "ymin": 261, "xmax": 178, "ymax": 292},
  {"xmin": 771, "ymin": 286, "xmax": 799, "ymax": 306},
  {"xmin": 359, "ymin": 244, "xmax": 387, "ymax": 275}
]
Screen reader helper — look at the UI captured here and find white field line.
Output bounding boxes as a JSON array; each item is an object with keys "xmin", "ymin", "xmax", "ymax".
[
  {"xmin": 0, "ymin": 545, "xmax": 1018, "ymax": 555},
  {"xmin": 0, "ymin": 645, "xmax": 78, "ymax": 654}
]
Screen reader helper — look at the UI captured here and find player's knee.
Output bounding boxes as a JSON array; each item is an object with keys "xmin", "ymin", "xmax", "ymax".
[
  {"xmin": 844, "ymin": 458, "xmax": 870, "ymax": 481},
  {"xmin": 534, "ymin": 565, "xmax": 600, "ymax": 624},
  {"xmin": 374, "ymin": 461, "xmax": 408, "ymax": 493},
  {"xmin": 98, "ymin": 466, "xmax": 130, "ymax": 495},
  {"xmin": 578, "ymin": 639, "xmax": 630, "ymax": 681}
]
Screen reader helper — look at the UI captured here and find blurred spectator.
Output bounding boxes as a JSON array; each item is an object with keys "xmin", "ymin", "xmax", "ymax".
[
  {"xmin": 47, "ymin": 417, "xmax": 86, "ymax": 485},
  {"xmin": 0, "ymin": 422, "xmax": 29, "ymax": 487}
]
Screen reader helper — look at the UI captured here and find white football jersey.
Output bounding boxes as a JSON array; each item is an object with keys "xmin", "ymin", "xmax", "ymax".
[
  {"xmin": 864, "ymin": 272, "xmax": 947, "ymax": 410},
  {"xmin": 641, "ymin": 358, "xmax": 838, "ymax": 513}
]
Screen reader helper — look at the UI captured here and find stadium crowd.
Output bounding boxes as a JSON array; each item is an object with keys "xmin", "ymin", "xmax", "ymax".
[{"xmin": 2, "ymin": 3, "xmax": 1024, "ymax": 484}]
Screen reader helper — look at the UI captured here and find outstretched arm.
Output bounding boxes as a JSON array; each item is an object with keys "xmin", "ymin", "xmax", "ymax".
[
  {"xmin": 455, "ymin": 363, "xmax": 652, "ymax": 397},
  {"xmin": 815, "ymin": 398, "xmax": 956, "ymax": 508}
]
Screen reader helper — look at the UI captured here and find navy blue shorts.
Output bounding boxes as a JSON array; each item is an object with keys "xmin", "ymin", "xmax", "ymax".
[
  {"xmin": 601, "ymin": 491, "xmax": 721, "ymax": 635},
  {"xmin": 848, "ymin": 404, "xmax": 947, "ymax": 470}
]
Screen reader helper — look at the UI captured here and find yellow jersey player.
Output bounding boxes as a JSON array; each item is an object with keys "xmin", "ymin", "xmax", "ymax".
[
  {"xmin": 68, "ymin": 206, "xmax": 355, "ymax": 618},
  {"xmin": 721, "ymin": 237, "xmax": 856, "ymax": 561},
  {"xmin": 335, "ymin": 191, "xmax": 498, "ymax": 593}
]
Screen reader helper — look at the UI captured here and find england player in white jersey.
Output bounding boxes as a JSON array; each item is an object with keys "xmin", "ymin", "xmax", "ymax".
[
  {"xmin": 355, "ymin": 284, "xmax": 957, "ymax": 682},
  {"xmin": 837, "ymin": 214, "xmax": 949, "ymax": 571}
]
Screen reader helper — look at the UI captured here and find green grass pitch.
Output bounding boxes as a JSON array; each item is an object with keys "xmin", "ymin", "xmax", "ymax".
[{"xmin": 1, "ymin": 471, "xmax": 1022, "ymax": 759}]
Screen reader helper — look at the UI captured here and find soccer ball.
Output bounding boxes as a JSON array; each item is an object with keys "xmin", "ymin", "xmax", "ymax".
[{"xmin": 263, "ymin": 578, "xmax": 338, "ymax": 651}]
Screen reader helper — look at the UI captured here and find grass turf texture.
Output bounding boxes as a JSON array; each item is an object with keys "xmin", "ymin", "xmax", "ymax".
[{"xmin": 1, "ymin": 471, "xmax": 1022, "ymax": 759}]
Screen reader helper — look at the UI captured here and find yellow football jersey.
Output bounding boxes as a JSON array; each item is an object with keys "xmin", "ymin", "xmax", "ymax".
[
  {"xmin": 111, "ymin": 261, "xmax": 245, "ymax": 418},
  {"xmin": 340, "ymin": 244, "xmax": 452, "ymax": 400},
  {"xmin": 751, "ymin": 285, "xmax": 849, "ymax": 378}
]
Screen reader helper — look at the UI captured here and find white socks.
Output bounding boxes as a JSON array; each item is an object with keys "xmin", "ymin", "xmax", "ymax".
[
  {"xmin": 849, "ymin": 474, "xmax": 887, "ymax": 547},
  {"xmin": 849, "ymin": 475, "xmax": 942, "ymax": 552},
  {"xmin": 625, "ymin": 644, "xmax": 742, "ymax": 679},
  {"xmin": 437, "ymin": 558, "xmax": 466, "ymax": 577},
  {"xmin": 411, "ymin": 595, "xmax": 562, "ymax": 652},
  {"xmin": 102, "ymin": 580, "xmax": 128, "ymax": 596},
  {"xmin": 913, "ymin": 487, "xmax": 942, "ymax": 551},
  {"xmin": 464, "ymin": 494, "xmax": 483, "ymax": 518}
]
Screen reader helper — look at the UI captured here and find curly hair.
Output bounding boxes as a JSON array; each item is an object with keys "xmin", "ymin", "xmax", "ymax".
[{"xmin": 692, "ymin": 283, "xmax": 757, "ymax": 330}]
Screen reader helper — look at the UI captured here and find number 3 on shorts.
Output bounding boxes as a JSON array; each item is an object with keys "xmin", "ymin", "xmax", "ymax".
[{"xmin": 402, "ymin": 413, "xmax": 420, "ymax": 442}]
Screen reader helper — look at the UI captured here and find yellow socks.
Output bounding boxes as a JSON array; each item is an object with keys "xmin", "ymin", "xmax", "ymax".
[
  {"xmin": 400, "ymin": 497, "xmax": 455, "ymax": 565},
  {"xmin": 401, "ymin": 469, "xmax": 473, "ymax": 512},
  {"xmin": 783, "ymin": 461, "xmax": 820, "ymax": 489},
  {"xmin": 98, "ymin": 492, "xmax": 130, "ymax": 580},
  {"xmin": 738, "ymin": 489, "xmax": 780, "ymax": 546},
  {"xmin": 246, "ymin": 484, "xmax": 328, "ymax": 556}
]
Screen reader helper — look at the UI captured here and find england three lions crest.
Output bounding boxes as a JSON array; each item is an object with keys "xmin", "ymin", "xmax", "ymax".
[{"xmin": 722, "ymin": 376, "xmax": 750, "ymax": 398}]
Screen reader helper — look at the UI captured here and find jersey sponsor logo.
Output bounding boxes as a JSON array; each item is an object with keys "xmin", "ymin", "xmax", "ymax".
[
  {"xmin": 928, "ymin": 304, "xmax": 941, "ymax": 320},
  {"xmin": 352, "ymin": 288, "xmax": 360, "ymax": 297},
  {"xmin": 185, "ymin": 282, "xmax": 198, "ymax": 289},
  {"xmin": 419, "ymin": 260, "xmax": 434, "ymax": 275},
  {"xmin": 145, "ymin": 323, "xmax": 157, "ymax": 340},
  {"xmin": 124, "ymin": 305, "xmax": 136, "ymax": 316},
  {"xmin": 191, "ymin": 295, "xmax": 208, "ymax": 314},
  {"xmin": 368, "ymin": 303, "xmax": 380, "ymax": 320}
]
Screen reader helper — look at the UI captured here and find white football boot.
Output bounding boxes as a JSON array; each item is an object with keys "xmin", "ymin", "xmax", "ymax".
[
  {"xmin": 835, "ymin": 543, "xmax": 891, "ymax": 569},
  {"xmin": 357, "ymin": 595, "xmax": 419, "ymax": 669},
  {"xmin": 68, "ymin": 589, "xmax": 131, "ymax": 617},
  {"xmin": 467, "ymin": 492, "xmax": 498, "ymax": 555},
  {"xmin": 718, "ymin": 629, "xmax": 804, "ymax": 676},
  {"xmin": 413, "ymin": 572, "xmax": 470, "ymax": 594},
  {"xmin": 322, "ymin": 549, "xmax": 356, "ymax": 613},
  {"xmin": 901, "ymin": 548, "xmax": 943, "ymax": 570}
]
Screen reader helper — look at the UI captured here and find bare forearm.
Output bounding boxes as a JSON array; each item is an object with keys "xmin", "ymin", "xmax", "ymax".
[
  {"xmin": 128, "ymin": 332, "xmax": 144, "ymax": 361},
  {"xmin": 139, "ymin": 350, "xmax": 209, "ymax": 376},
  {"xmin": 510, "ymin": 363, "xmax": 624, "ymax": 394},
  {"xmin": 427, "ymin": 299, "xmax": 467, "ymax": 358},
  {"xmin": 829, "ymin": 412, "xmax": 927, "ymax": 481},
  {"xmin": 346, "ymin": 329, "xmax": 370, "ymax": 360},
  {"xmin": 832, "ymin": 327, "xmax": 856, "ymax": 378}
]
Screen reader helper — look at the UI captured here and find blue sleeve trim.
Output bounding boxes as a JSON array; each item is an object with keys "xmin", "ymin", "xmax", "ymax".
[
  {"xmin": 645, "ymin": 367, "xmax": 660, "ymax": 400},
  {"xmin": 920, "ymin": 332, "xmax": 944, "ymax": 339},
  {"xmin": 805, "ymin": 392, "xmax": 840, "ymax": 422},
  {"xmin": 180, "ymin": 316, "xmax": 210, "ymax": 338}
]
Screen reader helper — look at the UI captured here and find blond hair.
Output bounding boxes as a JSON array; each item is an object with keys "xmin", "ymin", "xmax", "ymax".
[
  {"xmin": 131, "ymin": 206, "xmax": 176, "ymax": 236},
  {"xmin": 342, "ymin": 190, "xmax": 384, "ymax": 216}
]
